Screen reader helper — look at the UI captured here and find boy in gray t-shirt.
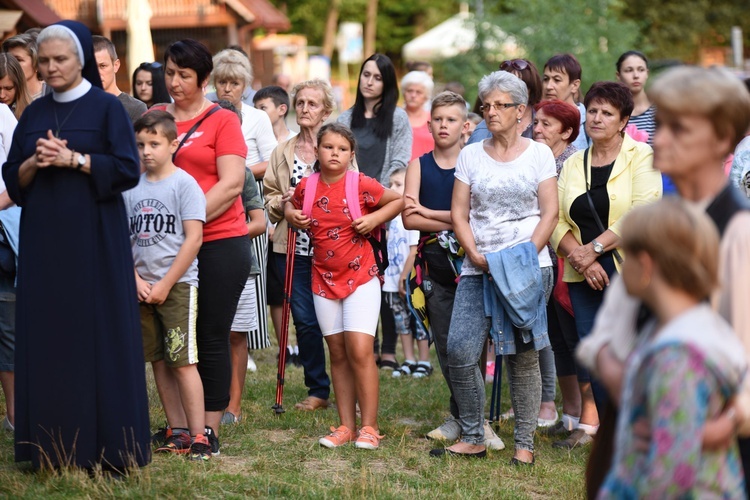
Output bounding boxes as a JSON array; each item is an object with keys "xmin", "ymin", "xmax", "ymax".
[{"xmin": 123, "ymin": 111, "xmax": 210, "ymax": 460}]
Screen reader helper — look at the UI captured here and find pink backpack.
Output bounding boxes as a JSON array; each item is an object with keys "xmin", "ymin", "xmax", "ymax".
[{"xmin": 301, "ymin": 171, "xmax": 388, "ymax": 276}]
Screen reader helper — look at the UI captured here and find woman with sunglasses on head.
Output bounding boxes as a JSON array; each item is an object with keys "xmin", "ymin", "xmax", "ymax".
[
  {"xmin": 132, "ymin": 61, "xmax": 171, "ymax": 108},
  {"xmin": 337, "ymin": 53, "xmax": 411, "ymax": 185},
  {"xmin": 0, "ymin": 53, "xmax": 30, "ymax": 120},
  {"xmin": 467, "ymin": 59, "xmax": 543, "ymax": 145},
  {"xmin": 431, "ymin": 71, "xmax": 558, "ymax": 464}
]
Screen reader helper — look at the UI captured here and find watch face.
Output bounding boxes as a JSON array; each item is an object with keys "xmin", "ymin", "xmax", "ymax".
[{"xmin": 78, "ymin": 154, "xmax": 85, "ymax": 165}]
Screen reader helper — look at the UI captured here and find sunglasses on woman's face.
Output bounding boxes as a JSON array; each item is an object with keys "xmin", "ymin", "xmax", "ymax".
[{"xmin": 500, "ymin": 59, "xmax": 529, "ymax": 72}]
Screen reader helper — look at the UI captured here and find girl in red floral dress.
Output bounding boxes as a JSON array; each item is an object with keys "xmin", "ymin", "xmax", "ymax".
[{"xmin": 286, "ymin": 123, "xmax": 404, "ymax": 450}]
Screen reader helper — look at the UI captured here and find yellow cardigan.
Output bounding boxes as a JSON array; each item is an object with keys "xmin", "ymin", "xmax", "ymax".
[{"xmin": 551, "ymin": 134, "xmax": 662, "ymax": 283}]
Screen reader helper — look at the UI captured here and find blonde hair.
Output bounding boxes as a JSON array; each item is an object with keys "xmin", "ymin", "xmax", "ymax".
[
  {"xmin": 649, "ymin": 66, "xmax": 750, "ymax": 151},
  {"xmin": 291, "ymin": 79, "xmax": 336, "ymax": 115},
  {"xmin": 621, "ymin": 198, "xmax": 719, "ymax": 301},
  {"xmin": 211, "ymin": 48, "xmax": 253, "ymax": 89},
  {"xmin": 431, "ymin": 91, "xmax": 468, "ymax": 120}
]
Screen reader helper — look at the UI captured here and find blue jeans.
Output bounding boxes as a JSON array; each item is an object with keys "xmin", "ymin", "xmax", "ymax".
[
  {"xmin": 448, "ymin": 268, "xmax": 552, "ymax": 452},
  {"xmin": 274, "ymin": 252, "xmax": 330, "ymax": 400},
  {"xmin": 567, "ymin": 255, "xmax": 616, "ymax": 417}
]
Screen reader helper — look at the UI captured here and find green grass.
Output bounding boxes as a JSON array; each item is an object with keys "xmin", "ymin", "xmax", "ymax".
[{"xmin": 0, "ymin": 341, "xmax": 588, "ymax": 498}]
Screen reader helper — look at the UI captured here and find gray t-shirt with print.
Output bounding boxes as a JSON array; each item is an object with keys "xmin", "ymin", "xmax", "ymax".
[{"xmin": 123, "ymin": 168, "xmax": 206, "ymax": 287}]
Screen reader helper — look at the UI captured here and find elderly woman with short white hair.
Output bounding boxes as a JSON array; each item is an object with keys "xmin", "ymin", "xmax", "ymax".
[
  {"xmin": 429, "ymin": 71, "xmax": 558, "ymax": 464},
  {"xmin": 401, "ymin": 70, "xmax": 434, "ymax": 160}
]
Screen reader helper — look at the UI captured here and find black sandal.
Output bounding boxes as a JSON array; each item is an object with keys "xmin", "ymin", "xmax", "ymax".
[{"xmin": 379, "ymin": 359, "xmax": 400, "ymax": 370}]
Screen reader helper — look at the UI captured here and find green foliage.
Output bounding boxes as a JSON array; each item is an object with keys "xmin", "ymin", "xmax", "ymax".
[
  {"xmin": 619, "ymin": 0, "xmax": 750, "ymax": 63},
  {"xmin": 271, "ymin": 0, "xmax": 459, "ymax": 62}
]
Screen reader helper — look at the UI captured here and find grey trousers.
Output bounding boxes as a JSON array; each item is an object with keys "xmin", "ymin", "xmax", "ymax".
[{"xmin": 448, "ymin": 269, "xmax": 551, "ymax": 451}]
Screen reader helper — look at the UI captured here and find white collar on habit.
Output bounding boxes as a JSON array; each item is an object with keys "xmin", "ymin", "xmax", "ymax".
[{"xmin": 52, "ymin": 79, "xmax": 92, "ymax": 103}]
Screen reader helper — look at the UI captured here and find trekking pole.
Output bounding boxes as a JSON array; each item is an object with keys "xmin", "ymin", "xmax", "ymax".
[
  {"xmin": 273, "ymin": 179, "xmax": 297, "ymax": 415},
  {"xmin": 488, "ymin": 354, "xmax": 503, "ymax": 423}
]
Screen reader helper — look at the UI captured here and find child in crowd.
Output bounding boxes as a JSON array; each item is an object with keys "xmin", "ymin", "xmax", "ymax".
[
  {"xmin": 383, "ymin": 168, "xmax": 430, "ymax": 378},
  {"xmin": 402, "ymin": 91, "xmax": 504, "ymax": 449},
  {"xmin": 124, "ymin": 111, "xmax": 209, "ymax": 460},
  {"xmin": 463, "ymin": 112, "xmax": 482, "ymax": 146},
  {"xmin": 254, "ymin": 86, "xmax": 295, "ymax": 143},
  {"xmin": 286, "ymin": 123, "xmax": 403, "ymax": 450}
]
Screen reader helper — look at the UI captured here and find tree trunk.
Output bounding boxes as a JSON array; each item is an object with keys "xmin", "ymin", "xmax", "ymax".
[
  {"xmin": 364, "ymin": 0, "xmax": 378, "ymax": 57},
  {"xmin": 321, "ymin": 0, "xmax": 341, "ymax": 60}
]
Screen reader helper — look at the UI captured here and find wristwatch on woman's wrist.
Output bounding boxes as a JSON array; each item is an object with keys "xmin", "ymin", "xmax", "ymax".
[
  {"xmin": 76, "ymin": 153, "xmax": 86, "ymax": 170},
  {"xmin": 592, "ymin": 239, "xmax": 604, "ymax": 255}
]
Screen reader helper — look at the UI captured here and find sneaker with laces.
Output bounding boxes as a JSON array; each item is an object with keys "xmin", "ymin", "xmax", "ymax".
[
  {"xmin": 188, "ymin": 434, "xmax": 212, "ymax": 461},
  {"xmin": 204, "ymin": 426, "xmax": 221, "ymax": 455},
  {"xmin": 355, "ymin": 426, "xmax": 384, "ymax": 450},
  {"xmin": 319, "ymin": 425, "xmax": 357, "ymax": 448},
  {"xmin": 483, "ymin": 420, "xmax": 505, "ymax": 450},
  {"xmin": 552, "ymin": 428, "xmax": 593, "ymax": 449},
  {"xmin": 151, "ymin": 426, "xmax": 171, "ymax": 448},
  {"xmin": 426, "ymin": 417, "xmax": 462, "ymax": 441},
  {"xmin": 155, "ymin": 430, "xmax": 191, "ymax": 453}
]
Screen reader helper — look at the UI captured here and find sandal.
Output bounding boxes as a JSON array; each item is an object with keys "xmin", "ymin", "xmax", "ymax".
[
  {"xmin": 392, "ymin": 361, "xmax": 416, "ymax": 378},
  {"xmin": 412, "ymin": 363, "xmax": 433, "ymax": 378},
  {"xmin": 379, "ymin": 359, "xmax": 400, "ymax": 371}
]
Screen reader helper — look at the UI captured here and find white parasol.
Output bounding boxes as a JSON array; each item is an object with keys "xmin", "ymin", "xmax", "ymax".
[{"xmin": 126, "ymin": 0, "xmax": 155, "ymax": 80}]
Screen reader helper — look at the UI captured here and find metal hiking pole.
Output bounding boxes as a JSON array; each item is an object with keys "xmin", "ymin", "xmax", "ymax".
[{"xmin": 273, "ymin": 179, "xmax": 298, "ymax": 414}]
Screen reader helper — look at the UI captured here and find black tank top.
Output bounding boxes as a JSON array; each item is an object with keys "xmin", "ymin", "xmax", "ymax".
[{"xmin": 418, "ymin": 152, "xmax": 455, "ymax": 212}]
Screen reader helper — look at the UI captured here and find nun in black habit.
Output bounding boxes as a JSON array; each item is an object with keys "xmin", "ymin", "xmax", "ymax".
[{"xmin": 2, "ymin": 20, "xmax": 151, "ymax": 470}]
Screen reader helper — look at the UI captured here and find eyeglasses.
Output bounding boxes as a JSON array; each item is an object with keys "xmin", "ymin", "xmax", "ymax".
[
  {"xmin": 500, "ymin": 59, "xmax": 529, "ymax": 72},
  {"xmin": 479, "ymin": 102, "xmax": 520, "ymax": 112}
]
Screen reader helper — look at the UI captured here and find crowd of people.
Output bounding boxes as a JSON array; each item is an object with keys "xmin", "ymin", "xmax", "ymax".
[{"xmin": 1, "ymin": 17, "xmax": 750, "ymax": 497}]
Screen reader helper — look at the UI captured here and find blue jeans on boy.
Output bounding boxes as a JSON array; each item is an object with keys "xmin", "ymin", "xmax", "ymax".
[{"xmin": 274, "ymin": 252, "xmax": 331, "ymax": 400}]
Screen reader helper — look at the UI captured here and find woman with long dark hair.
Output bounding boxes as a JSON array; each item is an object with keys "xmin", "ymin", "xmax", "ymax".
[
  {"xmin": 132, "ymin": 61, "xmax": 171, "ymax": 108},
  {"xmin": 337, "ymin": 53, "xmax": 411, "ymax": 185}
]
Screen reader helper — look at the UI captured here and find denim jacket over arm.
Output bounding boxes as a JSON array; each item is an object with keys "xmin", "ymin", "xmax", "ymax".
[{"xmin": 482, "ymin": 241, "xmax": 550, "ymax": 355}]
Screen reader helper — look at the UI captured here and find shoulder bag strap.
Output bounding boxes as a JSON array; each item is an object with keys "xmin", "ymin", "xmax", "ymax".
[
  {"xmin": 301, "ymin": 172, "xmax": 320, "ymax": 219},
  {"xmin": 583, "ymin": 148, "xmax": 623, "ymax": 264},
  {"xmin": 172, "ymin": 105, "xmax": 221, "ymax": 161}
]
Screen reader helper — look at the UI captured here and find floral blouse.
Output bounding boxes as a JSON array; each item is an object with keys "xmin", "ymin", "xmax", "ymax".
[{"xmin": 599, "ymin": 306, "xmax": 746, "ymax": 499}]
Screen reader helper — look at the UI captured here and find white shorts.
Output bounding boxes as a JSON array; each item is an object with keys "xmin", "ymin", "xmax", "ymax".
[
  {"xmin": 231, "ymin": 276, "xmax": 259, "ymax": 332},
  {"xmin": 313, "ymin": 277, "xmax": 381, "ymax": 336}
]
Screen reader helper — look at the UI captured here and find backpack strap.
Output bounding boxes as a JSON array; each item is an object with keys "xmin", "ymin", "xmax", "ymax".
[
  {"xmin": 301, "ymin": 172, "xmax": 320, "ymax": 219},
  {"xmin": 344, "ymin": 171, "xmax": 363, "ymax": 220}
]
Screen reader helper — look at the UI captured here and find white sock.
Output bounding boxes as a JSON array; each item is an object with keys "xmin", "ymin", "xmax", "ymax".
[
  {"xmin": 561, "ymin": 413, "xmax": 580, "ymax": 431},
  {"xmin": 293, "ymin": 345, "xmax": 299, "ymax": 355},
  {"xmin": 577, "ymin": 422, "xmax": 599, "ymax": 436},
  {"xmin": 418, "ymin": 361, "xmax": 431, "ymax": 367}
]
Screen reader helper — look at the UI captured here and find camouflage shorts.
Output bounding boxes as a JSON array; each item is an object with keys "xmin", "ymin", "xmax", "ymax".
[{"xmin": 140, "ymin": 282, "xmax": 198, "ymax": 367}]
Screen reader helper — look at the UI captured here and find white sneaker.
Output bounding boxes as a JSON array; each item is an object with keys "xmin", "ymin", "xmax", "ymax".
[
  {"xmin": 426, "ymin": 417, "xmax": 461, "ymax": 441},
  {"xmin": 483, "ymin": 420, "xmax": 505, "ymax": 450},
  {"xmin": 246, "ymin": 355, "xmax": 257, "ymax": 372},
  {"xmin": 2, "ymin": 416, "xmax": 13, "ymax": 432}
]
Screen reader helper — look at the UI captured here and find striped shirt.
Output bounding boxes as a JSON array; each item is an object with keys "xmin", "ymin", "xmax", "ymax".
[{"xmin": 628, "ymin": 105, "xmax": 656, "ymax": 146}]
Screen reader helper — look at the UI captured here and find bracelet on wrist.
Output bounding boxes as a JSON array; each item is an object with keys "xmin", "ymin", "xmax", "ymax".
[{"xmin": 70, "ymin": 150, "xmax": 76, "ymax": 168}]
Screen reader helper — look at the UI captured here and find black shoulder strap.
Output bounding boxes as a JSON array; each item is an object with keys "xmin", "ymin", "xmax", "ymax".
[
  {"xmin": 583, "ymin": 148, "xmax": 623, "ymax": 264},
  {"xmin": 705, "ymin": 182, "xmax": 750, "ymax": 236},
  {"xmin": 172, "ymin": 105, "xmax": 222, "ymax": 161}
]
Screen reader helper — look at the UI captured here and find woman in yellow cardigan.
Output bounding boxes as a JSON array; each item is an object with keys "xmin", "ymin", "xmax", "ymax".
[{"xmin": 550, "ymin": 81, "xmax": 662, "ymax": 449}]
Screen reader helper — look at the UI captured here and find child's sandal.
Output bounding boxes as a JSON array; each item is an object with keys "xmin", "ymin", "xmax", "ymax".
[
  {"xmin": 412, "ymin": 363, "xmax": 433, "ymax": 378},
  {"xmin": 392, "ymin": 362, "xmax": 416, "ymax": 378}
]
